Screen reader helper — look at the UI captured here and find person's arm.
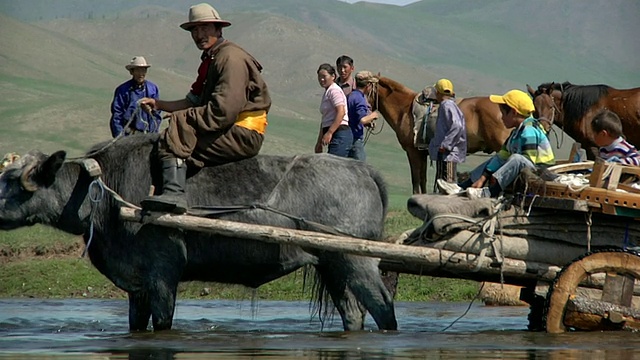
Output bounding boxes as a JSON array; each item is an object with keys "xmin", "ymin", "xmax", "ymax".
[
  {"xmin": 109, "ymin": 88, "xmax": 126, "ymax": 138},
  {"xmin": 620, "ymin": 155, "xmax": 640, "ymax": 166},
  {"xmin": 140, "ymin": 98, "xmax": 192, "ymax": 113},
  {"xmin": 520, "ymin": 126, "xmax": 555, "ymax": 165},
  {"xmin": 320, "ymin": 86, "xmax": 347, "ymax": 145},
  {"xmin": 484, "ymin": 136, "xmax": 512, "ymax": 173},
  {"xmin": 148, "ymin": 83, "xmax": 164, "ymax": 131},
  {"xmin": 612, "ymin": 143, "xmax": 640, "ymax": 166},
  {"xmin": 350, "ymin": 94, "xmax": 375, "ymax": 126},
  {"xmin": 322, "ymin": 104, "xmax": 346, "ymax": 146},
  {"xmin": 360, "ymin": 110, "xmax": 379, "ymax": 126}
]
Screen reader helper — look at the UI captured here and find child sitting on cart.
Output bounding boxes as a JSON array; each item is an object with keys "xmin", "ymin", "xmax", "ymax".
[{"xmin": 591, "ymin": 109, "xmax": 640, "ymax": 166}]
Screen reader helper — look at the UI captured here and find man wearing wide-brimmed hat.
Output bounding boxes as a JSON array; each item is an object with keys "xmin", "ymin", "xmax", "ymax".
[
  {"xmin": 109, "ymin": 56, "xmax": 162, "ymax": 138},
  {"xmin": 140, "ymin": 3, "xmax": 271, "ymax": 214}
]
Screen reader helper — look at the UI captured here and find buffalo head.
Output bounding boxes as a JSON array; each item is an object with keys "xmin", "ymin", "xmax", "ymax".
[{"xmin": 0, "ymin": 150, "xmax": 66, "ymax": 230}]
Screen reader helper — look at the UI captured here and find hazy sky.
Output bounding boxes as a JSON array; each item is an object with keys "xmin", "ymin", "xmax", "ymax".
[{"xmin": 340, "ymin": 0, "xmax": 419, "ymax": 5}]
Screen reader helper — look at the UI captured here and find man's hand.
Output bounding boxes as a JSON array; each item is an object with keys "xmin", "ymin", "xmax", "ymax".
[
  {"xmin": 362, "ymin": 111, "xmax": 379, "ymax": 127},
  {"xmin": 472, "ymin": 174, "xmax": 488, "ymax": 188},
  {"xmin": 139, "ymin": 98, "xmax": 156, "ymax": 114}
]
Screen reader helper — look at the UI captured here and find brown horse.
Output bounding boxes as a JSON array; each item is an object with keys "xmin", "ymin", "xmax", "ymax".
[
  {"xmin": 368, "ymin": 76, "xmax": 510, "ymax": 194},
  {"xmin": 527, "ymin": 82, "xmax": 640, "ymax": 154}
]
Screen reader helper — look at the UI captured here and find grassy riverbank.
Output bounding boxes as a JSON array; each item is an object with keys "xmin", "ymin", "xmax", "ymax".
[{"xmin": 0, "ymin": 209, "xmax": 480, "ymax": 302}]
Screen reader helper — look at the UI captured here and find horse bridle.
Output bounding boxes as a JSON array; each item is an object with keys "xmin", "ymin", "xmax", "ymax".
[{"xmin": 536, "ymin": 91, "xmax": 564, "ymax": 149}]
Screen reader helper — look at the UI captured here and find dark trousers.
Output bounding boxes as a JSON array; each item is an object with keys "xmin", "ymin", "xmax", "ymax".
[{"xmin": 435, "ymin": 153, "xmax": 458, "ymax": 183}]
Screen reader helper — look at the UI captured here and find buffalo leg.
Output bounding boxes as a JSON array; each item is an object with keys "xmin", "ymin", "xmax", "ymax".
[
  {"xmin": 128, "ymin": 291, "xmax": 152, "ymax": 331},
  {"xmin": 315, "ymin": 263, "xmax": 366, "ymax": 331},
  {"xmin": 149, "ymin": 280, "xmax": 179, "ymax": 331},
  {"xmin": 345, "ymin": 257, "xmax": 398, "ymax": 330},
  {"xmin": 134, "ymin": 225, "xmax": 187, "ymax": 331},
  {"xmin": 316, "ymin": 255, "xmax": 398, "ymax": 331}
]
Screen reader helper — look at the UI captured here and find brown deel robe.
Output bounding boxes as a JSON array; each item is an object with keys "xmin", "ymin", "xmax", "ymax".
[{"xmin": 165, "ymin": 41, "xmax": 271, "ymax": 168}]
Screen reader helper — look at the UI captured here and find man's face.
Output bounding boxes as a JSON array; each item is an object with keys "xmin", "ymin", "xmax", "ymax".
[
  {"xmin": 500, "ymin": 104, "xmax": 519, "ymax": 128},
  {"xmin": 130, "ymin": 67, "xmax": 147, "ymax": 85},
  {"xmin": 593, "ymin": 129, "xmax": 614, "ymax": 147},
  {"xmin": 190, "ymin": 23, "xmax": 221, "ymax": 50},
  {"xmin": 337, "ymin": 63, "xmax": 354, "ymax": 82}
]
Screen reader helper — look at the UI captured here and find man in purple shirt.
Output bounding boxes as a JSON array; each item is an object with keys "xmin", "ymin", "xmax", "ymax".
[
  {"xmin": 109, "ymin": 56, "xmax": 162, "ymax": 138},
  {"xmin": 428, "ymin": 79, "xmax": 467, "ymax": 189}
]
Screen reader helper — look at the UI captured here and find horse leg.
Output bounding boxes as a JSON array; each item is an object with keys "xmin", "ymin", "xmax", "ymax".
[
  {"xmin": 405, "ymin": 146, "xmax": 427, "ymax": 194},
  {"xmin": 128, "ymin": 291, "xmax": 152, "ymax": 331},
  {"xmin": 316, "ymin": 254, "xmax": 397, "ymax": 331},
  {"xmin": 419, "ymin": 150, "xmax": 428, "ymax": 194}
]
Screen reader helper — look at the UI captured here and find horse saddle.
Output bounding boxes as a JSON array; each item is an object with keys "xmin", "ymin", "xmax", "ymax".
[{"xmin": 412, "ymin": 87, "xmax": 439, "ymax": 150}]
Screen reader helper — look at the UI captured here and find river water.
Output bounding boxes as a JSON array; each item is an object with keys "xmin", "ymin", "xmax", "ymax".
[{"xmin": 1, "ymin": 299, "xmax": 639, "ymax": 359}]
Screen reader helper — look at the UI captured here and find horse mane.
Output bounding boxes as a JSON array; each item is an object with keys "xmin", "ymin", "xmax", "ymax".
[
  {"xmin": 537, "ymin": 81, "xmax": 611, "ymax": 126},
  {"xmin": 561, "ymin": 84, "xmax": 610, "ymax": 126},
  {"xmin": 378, "ymin": 76, "xmax": 416, "ymax": 94},
  {"xmin": 535, "ymin": 81, "xmax": 573, "ymax": 96}
]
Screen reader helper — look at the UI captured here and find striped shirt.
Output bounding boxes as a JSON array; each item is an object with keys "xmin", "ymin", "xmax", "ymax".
[
  {"xmin": 486, "ymin": 117, "xmax": 555, "ymax": 173},
  {"xmin": 599, "ymin": 136, "xmax": 640, "ymax": 166}
]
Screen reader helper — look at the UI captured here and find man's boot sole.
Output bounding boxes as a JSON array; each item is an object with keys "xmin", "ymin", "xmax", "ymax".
[{"xmin": 141, "ymin": 199, "xmax": 187, "ymax": 214}]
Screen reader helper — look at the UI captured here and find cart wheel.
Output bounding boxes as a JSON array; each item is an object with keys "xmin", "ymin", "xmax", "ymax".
[{"xmin": 544, "ymin": 249, "xmax": 640, "ymax": 333}]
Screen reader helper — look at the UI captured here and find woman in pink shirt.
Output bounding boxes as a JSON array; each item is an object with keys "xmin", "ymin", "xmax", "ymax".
[{"xmin": 315, "ymin": 63, "xmax": 353, "ymax": 157}]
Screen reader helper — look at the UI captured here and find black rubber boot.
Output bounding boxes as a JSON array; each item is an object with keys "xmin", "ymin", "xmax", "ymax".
[{"xmin": 141, "ymin": 158, "xmax": 188, "ymax": 214}]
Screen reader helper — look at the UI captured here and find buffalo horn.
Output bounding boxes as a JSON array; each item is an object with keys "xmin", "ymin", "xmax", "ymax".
[{"xmin": 20, "ymin": 163, "xmax": 39, "ymax": 192}]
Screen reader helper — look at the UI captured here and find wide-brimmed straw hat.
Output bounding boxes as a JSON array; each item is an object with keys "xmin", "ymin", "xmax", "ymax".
[
  {"xmin": 180, "ymin": 3, "xmax": 231, "ymax": 31},
  {"xmin": 125, "ymin": 56, "xmax": 151, "ymax": 70}
]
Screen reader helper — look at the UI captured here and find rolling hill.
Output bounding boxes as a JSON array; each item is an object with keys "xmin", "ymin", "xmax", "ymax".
[{"xmin": 0, "ymin": 0, "xmax": 638, "ymax": 206}]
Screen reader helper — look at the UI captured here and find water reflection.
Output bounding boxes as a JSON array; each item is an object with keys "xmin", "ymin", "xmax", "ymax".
[{"xmin": 1, "ymin": 299, "xmax": 640, "ymax": 359}]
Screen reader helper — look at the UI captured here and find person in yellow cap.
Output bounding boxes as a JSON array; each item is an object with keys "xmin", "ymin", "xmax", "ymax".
[
  {"xmin": 429, "ymin": 79, "xmax": 467, "ymax": 191},
  {"xmin": 139, "ymin": 3, "xmax": 271, "ymax": 214},
  {"xmin": 437, "ymin": 89, "xmax": 555, "ymax": 199}
]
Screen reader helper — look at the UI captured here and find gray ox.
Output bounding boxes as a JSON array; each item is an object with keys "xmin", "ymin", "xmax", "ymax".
[{"xmin": 0, "ymin": 134, "xmax": 397, "ymax": 331}]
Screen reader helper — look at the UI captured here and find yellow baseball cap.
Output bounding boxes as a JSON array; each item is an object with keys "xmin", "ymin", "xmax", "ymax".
[
  {"xmin": 434, "ymin": 78, "xmax": 454, "ymax": 95},
  {"xmin": 489, "ymin": 89, "xmax": 535, "ymax": 116}
]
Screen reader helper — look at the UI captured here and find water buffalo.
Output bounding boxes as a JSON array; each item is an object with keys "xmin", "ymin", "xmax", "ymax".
[{"xmin": 0, "ymin": 134, "xmax": 397, "ymax": 331}]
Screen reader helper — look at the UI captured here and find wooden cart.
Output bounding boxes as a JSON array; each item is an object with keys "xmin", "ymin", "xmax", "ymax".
[{"xmin": 523, "ymin": 157, "xmax": 640, "ymax": 333}]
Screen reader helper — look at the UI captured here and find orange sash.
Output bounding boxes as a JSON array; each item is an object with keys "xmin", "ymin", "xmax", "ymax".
[{"xmin": 235, "ymin": 110, "xmax": 268, "ymax": 134}]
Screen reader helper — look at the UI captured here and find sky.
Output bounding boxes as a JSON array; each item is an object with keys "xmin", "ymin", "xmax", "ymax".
[{"xmin": 340, "ymin": 0, "xmax": 419, "ymax": 5}]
